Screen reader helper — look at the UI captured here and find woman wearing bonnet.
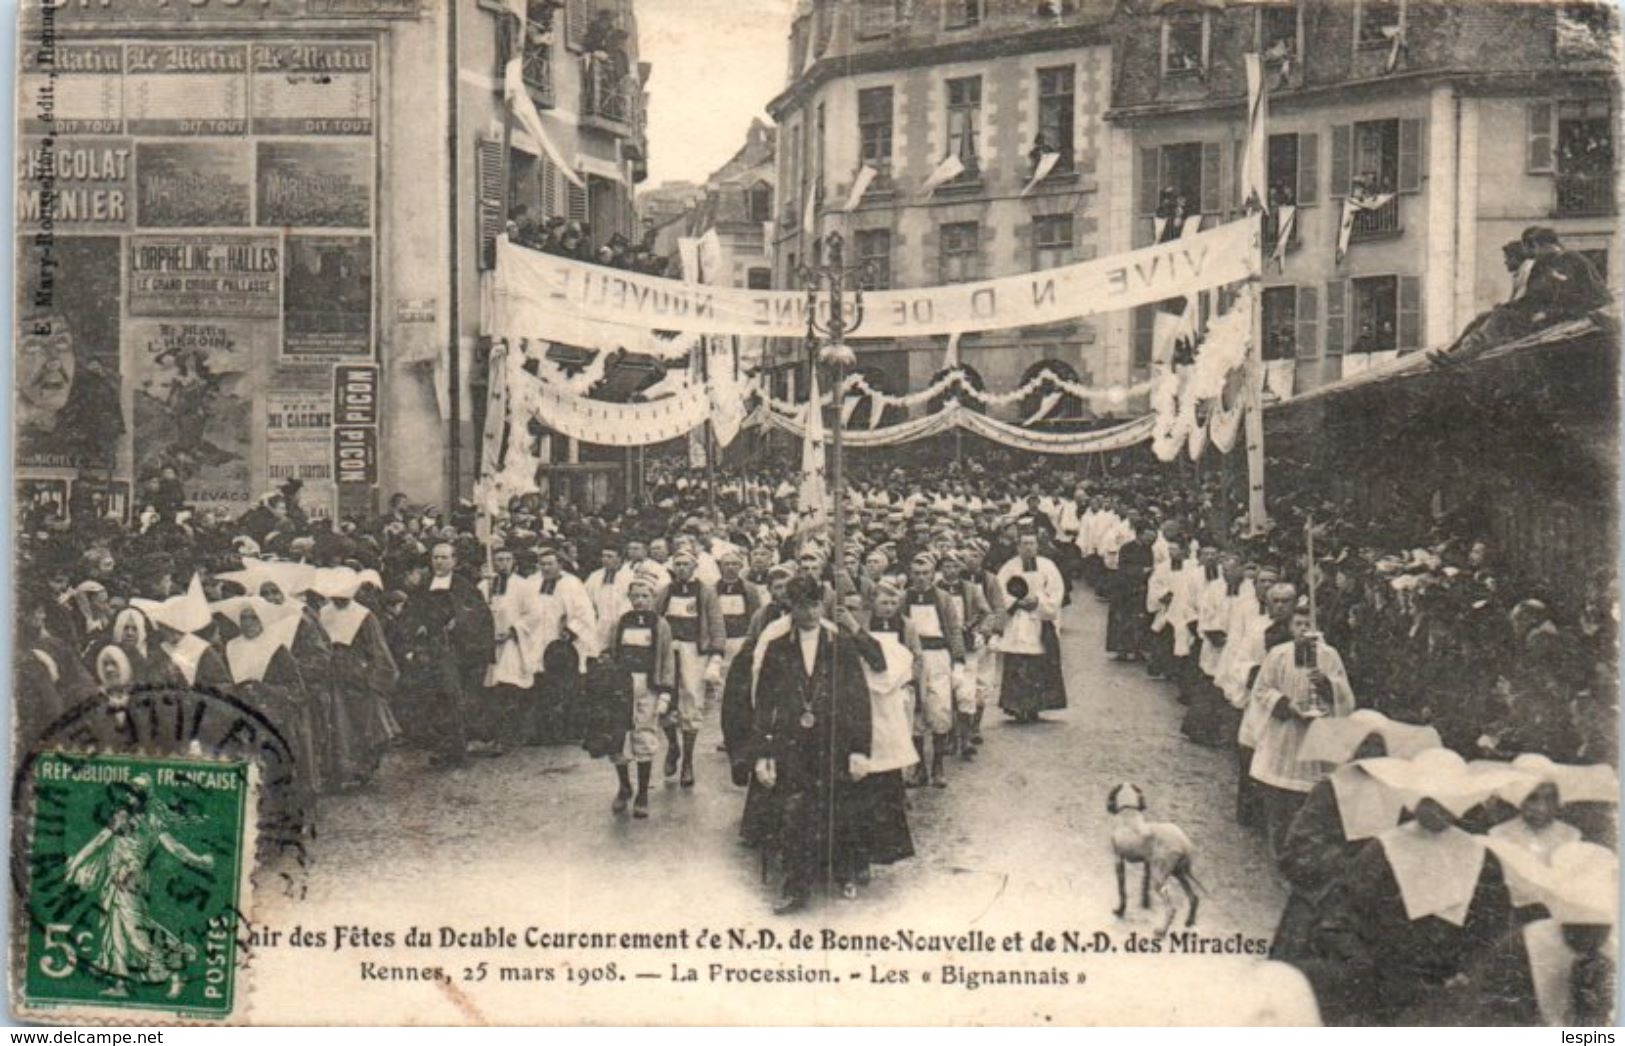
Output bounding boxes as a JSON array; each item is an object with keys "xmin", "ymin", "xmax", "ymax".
[
  {"xmin": 1269, "ymin": 709, "xmax": 1442, "ymax": 962},
  {"xmin": 1290, "ymin": 748, "xmax": 1522, "ymax": 1024},
  {"xmin": 1466, "ymin": 840, "xmax": 1616, "ymax": 1025}
]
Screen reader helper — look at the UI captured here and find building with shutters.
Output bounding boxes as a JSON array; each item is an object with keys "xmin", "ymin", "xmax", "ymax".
[
  {"xmin": 462, "ymin": 0, "xmax": 651, "ymax": 509},
  {"xmin": 1105, "ymin": 0, "xmax": 1618, "ymax": 396},
  {"xmin": 764, "ymin": 0, "xmax": 1126, "ymax": 422}
]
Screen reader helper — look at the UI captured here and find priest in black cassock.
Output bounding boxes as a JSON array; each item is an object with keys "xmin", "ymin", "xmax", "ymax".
[
  {"xmin": 1106, "ymin": 520, "xmax": 1156, "ymax": 661},
  {"xmin": 400, "ymin": 543, "xmax": 494, "ymax": 769},
  {"xmin": 750, "ymin": 576, "xmax": 877, "ymax": 914}
]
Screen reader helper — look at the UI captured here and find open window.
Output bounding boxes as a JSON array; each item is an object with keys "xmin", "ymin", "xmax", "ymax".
[
  {"xmin": 1325, "ymin": 275, "xmax": 1420, "ymax": 354},
  {"xmin": 1332, "ymin": 117, "xmax": 1422, "ymax": 238},
  {"xmin": 1262, "ymin": 286, "xmax": 1298, "ymax": 360},
  {"xmin": 1135, "ymin": 141, "xmax": 1223, "ymax": 245},
  {"xmin": 1035, "ymin": 66, "xmax": 1076, "ymax": 176},
  {"xmin": 1356, "ymin": 0, "xmax": 1402, "ymax": 48},
  {"xmin": 945, "ymin": 76, "xmax": 982, "ymax": 182},
  {"xmin": 1349, "ymin": 276, "xmax": 1398, "ymax": 353},
  {"xmin": 858, "ymin": 86, "xmax": 894, "ymax": 179},
  {"xmin": 1555, "ymin": 100, "xmax": 1614, "ymax": 216},
  {"xmin": 1162, "ymin": 11, "xmax": 1207, "ymax": 76},
  {"xmin": 1258, "ymin": 3, "xmax": 1299, "ymax": 68}
]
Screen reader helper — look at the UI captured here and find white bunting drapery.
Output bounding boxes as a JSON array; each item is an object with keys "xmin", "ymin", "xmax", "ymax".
[
  {"xmin": 747, "ymin": 401, "xmax": 1156, "ymax": 455},
  {"xmin": 519, "ymin": 381, "xmax": 712, "ymax": 446},
  {"xmin": 1150, "ymin": 285, "xmax": 1257, "ymax": 463}
]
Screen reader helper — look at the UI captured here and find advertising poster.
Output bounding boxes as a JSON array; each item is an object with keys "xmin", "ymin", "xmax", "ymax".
[
  {"xmin": 256, "ymin": 141, "xmax": 371, "ymax": 228},
  {"xmin": 17, "ymin": 138, "xmax": 133, "ymax": 231},
  {"xmin": 17, "ymin": 479, "xmax": 70, "ymax": 524},
  {"xmin": 251, "ymin": 42, "xmax": 375, "ymax": 136},
  {"xmin": 15, "ymin": 237, "xmax": 124, "ymax": 470},
  {"xmin": 283, "ymin": 235, "xmax": 372, "ymax": 357},
  {"xmin": 124, "ymin": 42, "xmax": 248, "ymax": 136},
  {"xmin": 130, "ymin": 319, "xmax": 258, "ymax": 516},
  {"xmin": 128, "ymin": 234, "xmax": 281, "ymax": 318},
  {"xmin": 19, "ymin": 45, "xmax": 123, "ymax": 134},
  {"xmin": 266, "ymin": 386, "xmax": 337, "ymax": 520},
  {"xmin": 135, "ymin": 141, "xmax": 252, "ymax": 227}
]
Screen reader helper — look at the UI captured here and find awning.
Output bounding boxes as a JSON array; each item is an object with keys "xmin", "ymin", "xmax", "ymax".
[{"xmin": 1269, "ymin": 317, "xmax": 1609, "ymax": 410}]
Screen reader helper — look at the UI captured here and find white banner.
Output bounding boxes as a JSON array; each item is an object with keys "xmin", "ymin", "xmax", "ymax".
[
  {"xmin": 798, "ymin": 368, "xmax": 829, "ymax": 533},
  {"xmin": 1242, "ymin": 53, "xmax": 1268, "ymax": 214},
  {"xmin": 489, "ymin": 219, "xmax": 1260, "ymax": 339}
]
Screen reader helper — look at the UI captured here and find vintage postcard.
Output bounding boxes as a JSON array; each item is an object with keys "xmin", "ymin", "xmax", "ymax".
[{"xmin": 9, "ymin": 0, "xmax": 1620, "ymax": 1027}]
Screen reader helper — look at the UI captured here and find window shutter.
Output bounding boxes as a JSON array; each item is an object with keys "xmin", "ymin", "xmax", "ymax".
[
  {"xmin": 1398, "ymin": 118, "xmax": 1424, "ymax": 193},
  {"xmin": 1295, "ymin": 285, "xmax": 1319, "ymax": 358},
  {"xmin": 1232, "ymin": 139, "xmax": 1246, "ymax": 211},
  {"xmin": 1397, "ymin": 275, "xmax": 1423, "ymax": 350},
  {"xmin": 1298, "ymin": 132, "xmax": 1319, "ymax": 206},
  {"xmin": 1135, "ymin": 146, "xmax": 1161, "ymax": 248},
  {"xmin": 1132, "ymin": 305, "xmax": 1155, "ymax": 368},
  {"xmin": 541, "ymin": 156, "xmax": 559, "ymax": 217},
  {"xmin": 476, "ymin": 137, "xmax": 504, "ymax": 270},
  {"xmin": 1527, "ymin": 101, "xmax": 1555, "ymax": 173},
  {"xmin": 567, "ymin": 179, "xmax": 588, "ymax": 222},
  {"xmin": 1324, "ymin": 279, "xmax": 1346, "ymax": 355},
  {"xmin": 1201, "ymin": 140, "xmax": 1222, "ymax": 215},
  {"xmin": 1330, "ymin": 123, "xmax": 1352, "ymax": 198},
  {"xmin": 1137, "ymin": 146, "xmax": 1161, "ymax": 216},
  {"xmin": 564, "ymin": 0, "xmax": 585, "ymax": 50}
]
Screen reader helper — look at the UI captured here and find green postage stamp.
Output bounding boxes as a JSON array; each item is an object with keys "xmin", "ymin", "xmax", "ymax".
[{"xmin": 16, "ymin": 752, "xmax": 256, "ymax": 1023}]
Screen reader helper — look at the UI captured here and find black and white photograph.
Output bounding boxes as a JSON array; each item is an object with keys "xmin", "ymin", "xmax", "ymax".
[{"xmin": 7, "ymin": 0, "xmax": 1622, "ymax": 1029}]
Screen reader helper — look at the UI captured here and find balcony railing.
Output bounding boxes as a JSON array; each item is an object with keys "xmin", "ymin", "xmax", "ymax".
[
  {"xmin": 581, "ymin": 61, "xmax": 632, "ymax": 133},
  {"xmin": 1556, "ymin": 171, "xmax": 1614, "ymax": 216},
  {"xmin": 521, "ymin": 42, "xmax": 554, "ymax": 109},
  {"xmin": 1349, "ymin": 195, "xmax": 1400, "ymax": 239}
]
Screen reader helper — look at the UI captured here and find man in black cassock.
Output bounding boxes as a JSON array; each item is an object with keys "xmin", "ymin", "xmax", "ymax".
[
  {"xmin": 400, "ymin": 542, "xmax": 494, "ymax": 768},
  {"xmin": 750, "ymin": 576, "xmax": 877, "ymax": 914},
  {"xmin": 1106, "ymin": 521, "xmax": 1156, "ymax": 661}
]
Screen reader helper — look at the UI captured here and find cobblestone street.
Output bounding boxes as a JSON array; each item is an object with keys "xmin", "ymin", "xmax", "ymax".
[{"xmin": 250, "ymin": 590, "xmax": 1293, "ymax": 1023}]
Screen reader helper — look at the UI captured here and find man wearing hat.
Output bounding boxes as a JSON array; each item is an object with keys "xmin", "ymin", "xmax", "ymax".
[{"xmin": 658, "ymin": 547, "xmax": 725, "ymax": 787}]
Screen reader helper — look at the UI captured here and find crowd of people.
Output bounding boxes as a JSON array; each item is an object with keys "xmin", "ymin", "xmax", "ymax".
[
  {"xmin": 506, "ymin": 206, "xmax": 673, "ymax": 277},
  {"xmin": 1057, "ymin": 457, "xmax": 1617, "ymax": 1025},
  {"xmin": 13, "ymin": 444, "xmax": 1617, "ymax": 1020}
]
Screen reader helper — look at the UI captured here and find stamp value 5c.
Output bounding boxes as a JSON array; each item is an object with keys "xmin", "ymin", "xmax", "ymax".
[{"xmin": 19, "ymin": 752, "xmax": 256, "ymax": 1022}]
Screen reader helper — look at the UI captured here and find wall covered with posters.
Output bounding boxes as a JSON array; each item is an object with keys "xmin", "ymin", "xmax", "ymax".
[{"xmin": 16, "ymin": 24, "xmax": 397, "ymax": 523}]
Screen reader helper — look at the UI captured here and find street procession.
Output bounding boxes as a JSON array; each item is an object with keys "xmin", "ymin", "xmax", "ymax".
[{"xmin": 9, "ymin": 0, "xmax": 1623, "ymax": 1028}]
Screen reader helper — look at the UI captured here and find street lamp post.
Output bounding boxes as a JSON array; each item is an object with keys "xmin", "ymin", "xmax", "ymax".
[{"xmin": 798, "ymin": 231, "xmax": 871, "ymax": 574}]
